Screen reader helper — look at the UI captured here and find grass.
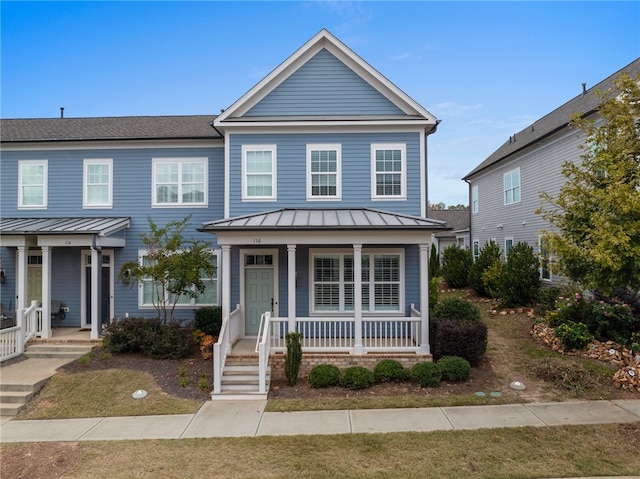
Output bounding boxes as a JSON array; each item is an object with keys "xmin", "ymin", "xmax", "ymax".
[
  {"xmin": 3, "ymin": 424, "xmax": 639, "ymax": 478},
  {"xmin": 17, "ymin": 369, "xmax": 202, "ymax": 419}
]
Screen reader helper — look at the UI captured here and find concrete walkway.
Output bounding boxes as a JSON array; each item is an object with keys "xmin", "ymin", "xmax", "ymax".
[{"xmin": 1, "ymin": 399, "xmax": 639, "ymax": 442}]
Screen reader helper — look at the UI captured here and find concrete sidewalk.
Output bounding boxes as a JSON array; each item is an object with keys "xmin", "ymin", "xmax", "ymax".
[{"xmin": 1, "ymin": 399, "xmax": 638, "ymax": 442}]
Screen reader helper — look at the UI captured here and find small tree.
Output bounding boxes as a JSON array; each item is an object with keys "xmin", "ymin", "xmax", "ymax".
[
  {"xmin": 468, "ymin": 240, "xmax": 501, "ymax": 297},
  {"xmin": 429, "ymin": 242, "xmax": 440, "ymax": 279},
  {"xmin": 441, "ymin": 245, "xmax": 472, "ymax": 288},
  {"xmin": 284, "ymin": 332, "xmax": 303, "ymax": 386},
  {"xmin": 119, "ymin": 215, "xmax": 215, "ymax": 323},
  {"xmin": 499, "ymin": 242, "xmax": 541, "ymax": 307},
  {"xmin": 537, "ymin": 72, "xmax": 640, "ymax": 295}
]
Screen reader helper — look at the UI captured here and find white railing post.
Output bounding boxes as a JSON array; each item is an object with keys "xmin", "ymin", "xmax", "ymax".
[{"xmin": 258, "ymin": 311, "xmax": 271, "ymax": 394}]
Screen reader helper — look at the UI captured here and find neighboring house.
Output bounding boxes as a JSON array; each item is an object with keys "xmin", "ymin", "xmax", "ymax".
[
  {"xmin": 462, "ymin": 58, "xmax": 640, "ymax": 286},
  {"xmin": 0, "ymin": 30, "xmax": 448, "ymax": 375},
  {"xmin": 428, "ymin": 208, "xmax": 470, "ymax": 254}
]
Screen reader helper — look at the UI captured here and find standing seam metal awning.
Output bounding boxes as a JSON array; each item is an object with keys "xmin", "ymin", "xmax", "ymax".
[
  {"xmin": 0, "ymin": 217, "xmax": 131, "ymax": 236},
  {"xmin": 199, "ymin": 208, "xmax": 449, "ymax": 232}
]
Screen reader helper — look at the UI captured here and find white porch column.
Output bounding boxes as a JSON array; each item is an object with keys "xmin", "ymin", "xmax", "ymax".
[
  {"xmin": 419, "ymin": 244, "xmax": 430, "ymax": 355},
  {"xmin": 90, "ymin": 248, "xmax": 100, "ymax": 340},
  {"xmin": 287, "ymin": 244, "xmax": 296, "ymax": 334},
  {"xmin": 353, "ymin": 244, "xmax": 363, "ymax": 354},
  {"xmin": 40, "ymin": 246, "xmax": 52, "ymax": 339},
  {"xmin": 221, "ymin": 245, "xmax": 231, "ymax": 345},
  {"xmin": 16, "ymin": 246, "xmax": 28, "ymax": 311}
]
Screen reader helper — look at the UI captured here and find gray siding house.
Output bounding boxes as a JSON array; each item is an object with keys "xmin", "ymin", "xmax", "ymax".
[
  {"xmin": 463, "ymin": 58, "xmax": 640, "ymax": 285},
  {"xmin": 0, "ymin": 30, "xmax": 448, "ymax": 392}
]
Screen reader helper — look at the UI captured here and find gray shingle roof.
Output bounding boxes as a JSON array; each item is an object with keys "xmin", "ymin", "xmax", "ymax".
[
  {"xmin": 0, "ymin": 217, "xmax": 130, "ymax": 236},
  {"xmin": 200, "ymin": 208, "xmax": 449, "ymax": 232},
  {"xmin": 428, "ymin": 209, "xmax": 470, "ymax": 237},
  {"xmin": 0, "ymin": 115, "xmax": 220, "ymax": 142},
  {"xmin": 463, "ymin": 58, "xmax": 640, "ymax": 179}
]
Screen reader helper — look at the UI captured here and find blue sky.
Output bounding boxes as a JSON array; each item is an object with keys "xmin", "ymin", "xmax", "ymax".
[{"xmin": 2, "ymin": 1, "xmax": 639, "ymax": 206}]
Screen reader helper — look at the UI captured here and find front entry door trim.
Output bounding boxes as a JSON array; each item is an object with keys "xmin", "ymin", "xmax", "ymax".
[{"xmin": 240, "ymin": 248, "xmax": 278, "ymax": 337}]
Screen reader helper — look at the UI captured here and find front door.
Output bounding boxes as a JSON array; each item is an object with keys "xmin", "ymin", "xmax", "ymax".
[
  {"xmin": 27, "ymin": 253, "xmax": 43, "ymax": 304},
  {"xmin": 82, "ymin": 251, "xmax": 113, "ymax": 330},
  {"xmin": 245, "ymin": 268, "xmax": 273, "ymax": 335}
]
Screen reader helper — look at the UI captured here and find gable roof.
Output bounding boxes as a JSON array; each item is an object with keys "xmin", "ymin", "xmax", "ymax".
[
  {"xmin": 215, "ymin": 29, "xmax": 437, "ymax": 129},
  {"xmin": 428, "ymin": 209, "xmax": 470, "ymax": 231},
  {"xmin": 200, "ymin": 208, "xmax": 449, "ymax": 232},
  {"xmin": 0, "ymin": 115, "xmax": 220, "ymax": 143},
  {"xmin": 463, "ymin": 57, "xmax": 640, "ymax": 179}
]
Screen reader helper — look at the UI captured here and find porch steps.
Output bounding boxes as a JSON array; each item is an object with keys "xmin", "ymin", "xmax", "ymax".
[
  {"xmin": 0, "ymin": 382, "xmax": 45, "ymax": 416},
  {"xmin": 211, "ymin": 361, "xmax": 271, "ymax": 400},
  {"xmin": 24, "ymin": 343, "xmax": 96, "ymax": 359}
]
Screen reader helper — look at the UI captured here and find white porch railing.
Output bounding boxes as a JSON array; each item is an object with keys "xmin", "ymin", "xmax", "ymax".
[
  {"xmin": 212, "ymin": 305, "xmax": 241, "ymax": 395},
  {"xmin": 268, "ymin": 309, "xmax": 423, "ymax": 354},
  {"xmin": 0, "ymin": 300, "xmax": 41, "ymax": 363},
  {"xmin": 256, "ymin": 311, "xmax": 271, "ymax": 394}
]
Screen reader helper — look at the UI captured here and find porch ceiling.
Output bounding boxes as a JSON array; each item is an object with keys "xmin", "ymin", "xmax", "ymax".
[{"xmin": 200, "ymin": 208, "xmax": 449, "ymax": 232}]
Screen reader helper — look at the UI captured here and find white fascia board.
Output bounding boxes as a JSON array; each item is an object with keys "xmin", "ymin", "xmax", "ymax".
[
  {"xmin": 215, "ymin": 29, "xmax": 437, "ymax": 127},
  {"xmin": 212, "ymin": 229, "xmax": 433, "ymax": 246}
]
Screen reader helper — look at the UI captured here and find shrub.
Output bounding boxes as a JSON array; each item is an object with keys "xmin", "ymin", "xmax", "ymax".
[
  {"xmin": 193, "ymin": 306, "xmax": 223, "ymax": 337},
  {"xmin": 409, "ymin": 361, "xmax": 442, "ymax": 388},
  {"xmin": 546, "ymin": 291, "xmax": 591, "ymax": 327},
  {"xmin": 431, "ymin": 318, "xmax": 488, "ymax": 366},
  {"xmin": 284, "ymin": 332, "xmax": 303, "ymax": 386},
  {"xmin": 585, "ymin": 298, "xmax": 637, "ymax": 345},
  {"xmin": 433, "ymin": 297, "xmax": 482, "ymax": 322},
  {"xmin": 373, "ymin": 359, "xmax": 407, "ymax": 383},
  {"xmin": 144, "ymin": 320, "xmax": 195, "ymax": 359},
  {"xmin": 499, "ymin": 242, "xmax": 541, "ymax": 307},
  {"xmin": 429, "ymin": 242, "xmax": 440, "ymax": 279},
  {"xmin": 340, "ymin": 366, "xmax": 375, "ymax": 390},
  {"xmin": 441, "ymin": 245, "xmax": 472, "ymax": 288},
  {"xmin": 309, "ymin": 364, "xmax": 341, "ymax": 388},
  {"xmin": 536, "ymin": 286, "xmax": 562, "ymax": 317},
  {"xmin": 554, "ymin": 321, "xmax": 593, "ymax": 351},
  {"xmin": 429, "ymin": 276, "xmax": 440, "ymax": 314},
  {"xmin": 481, "ymin": 261, "xmax": 504, "ymax": 299},
  {"xmin": 437, "ymin": 356, "xmax": 471, "ymax": 382},
  {"xmin": 468, "ymin": 240, "xmax": 501, "ymax": 297}
]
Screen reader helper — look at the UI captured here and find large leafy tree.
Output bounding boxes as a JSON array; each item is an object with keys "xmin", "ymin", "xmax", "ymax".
[
  {"xmin": 120, "ymin": 215, "xmax": 216, "ymax": 323},
  {"xmin": 537, "ymin": 73, "xmax": 640, "ymax": 294}
]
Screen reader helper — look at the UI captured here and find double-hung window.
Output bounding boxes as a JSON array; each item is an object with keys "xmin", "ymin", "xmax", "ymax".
[
  {"xmin": 504, "ymin": 237, "xmax": 514, "ymax": 258},
  {"xmin": 311, "ymin": 250, "xmax": 403, "ymax": 313},
  {"xmin": 503, "ymin": 168, "xmax": 520, "ymax": 205},
  {"xmin": 84, "ymin": 159, "xmax": 112, "ymax": 208},
  {"xmin": 307, "ymin": 144, "xmax": 341, "ymax": 200},
  {"xmin": 152, "ymin": 158, "xmax": 207, "ymax": 207},
  {"xmin": 18, "ymin": 160, "xmax": 47, "ymax": 209},
  {"xmin": 139, "ymin": 251, "xmax": 218, "ymax": 308},
  {"xmin": 371, "ymin": 144, "xmax": 406, "ymax": 200},
  {"xmin": 471, "ymin": 185, "xmax": 479, "ymax": 214},
  {"xmin": 242, "ymin": 145, "xmax": 276, "ymax": 201}
]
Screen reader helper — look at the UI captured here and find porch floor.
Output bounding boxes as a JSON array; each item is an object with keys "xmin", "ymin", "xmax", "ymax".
[
  {"xmin": 32, "ymin": 327, "xmax": 99, "ymax": 344},
  {"xmin": 230, "ymin": 338, "xmax": 258, "ymax": 356}
]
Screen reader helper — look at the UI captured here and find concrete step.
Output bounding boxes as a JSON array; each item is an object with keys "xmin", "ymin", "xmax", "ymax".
[
  {"xmin": 25, "ymin": 343, "xmax": 95, "ymax": 359},
  {"xmin": 1, "ymin": 390, "xmax": 35, "ymax": 404},
  {"xmin": 0, "ymin": 402, "xmax": 25, "ymax": 416},
  {"xmin": 210, "ymin": 391, "xmax": 268, "ymax": 401},
  {"xmin": 212, "ymin": 362, "xmax": 271, "ymax": 399}
]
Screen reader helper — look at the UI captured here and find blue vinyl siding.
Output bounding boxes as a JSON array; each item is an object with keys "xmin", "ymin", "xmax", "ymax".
[
  {"xmin": 245, "ymin": 49, "xmax": 404, "ymax": 117},
  {"xmin": 0, "ymin": 146, "xmax": 224, "ymax": 322},
  {"xmin": 229, "ymin": 132, "xmax": 423, "ymax": 217}
]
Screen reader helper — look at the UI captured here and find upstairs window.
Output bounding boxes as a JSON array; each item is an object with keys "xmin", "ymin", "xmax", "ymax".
[
  {"xmin": 84, "ymin": 159, "xmax": 112, "ymax": 208},
  {"xmin": 152, "ymin": 158, "xmax": 207, "ymax": 207},
  {"xmin": 307, "ymin": 144, "xmax": 341, "ymax": 200},
  {"xmin": 504, "ymin": 168, "xmax": 520, "ymax": 205},
  {"xmin": 18, "ymin": 160, "xmax": 47, "ymax": 209},
  {"xmin": 243, "ymin": 145, "xmax": 277, "ymax": 201},
  {"xmin": 371, "ymin": 144, "xmax": 406, "ymax": 199},
  {"xmin": 505, "ymin": 237, "xmax": 514, "ymax": 258},
  {"xmin": 472, "ymin": 185, "xmax": 479, "ymax": 213}
]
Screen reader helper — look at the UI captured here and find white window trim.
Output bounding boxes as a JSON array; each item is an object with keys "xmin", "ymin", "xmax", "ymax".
[
  {"xmin": 138, "ymin": 249, "xmax": 219, "ymax": 309},
  {"xmin": 242, "ymin": 145, "xmax": 277, "ymax": 201},
  {"xmin": 473, "ymin": 240, "xmax": 479, "ymax": 260},
  {"xmin": 538, "ymin": 234, "xmax": 552, "ymax": 282},
  {"xmin": 504, "ymin": 237, "xmax": 514, "ymax": 258},
  {"xmin": 306, "ymin": 143, "xmax": 342, "ymax": 201},
  {"xmin": 83, "ymin": 159, "xmax": 113, "ymax": 208},
  {"xmin": 371, "ymin": 143, "xmax": 407, "ymax": 200},
  {"xmin": 309, "ymin": 248, "xmax": 404, "ymax": 315},
  {"xmin": 152, "ymin": 157, "xmax": 208, "ymax": 208},
  {"xmin": 503, "ymin": 167, "xmax": 521, "ymax": 205},
  {"xmin": 18, "ymin": 160, "xmax": 48, "ymax": 209},
  {"xmin": 471, "ymin": 185, "xmax": 479, "ymax": 214}
]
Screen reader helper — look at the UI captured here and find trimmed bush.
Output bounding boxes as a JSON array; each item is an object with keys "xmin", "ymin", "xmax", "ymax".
[
  {"xmin": 554, "ymin": 321, "xmax": 593, "ymax": 351},
  {"xmin": 437, "ymin": 356, "xmax": 471, "ymax": 382},
  {"xmin": 499, "ymin": 242, "xmax": 541, "ymax": 307},
  {"xmin": 373, "ymin": 359, "xmax": 407, "ymax": 383},
  {"xmin": 340, "ymin": 366, "xmax": 375, "ymax": 390},
  {"xmin": 429, "ymin": 242, "xmax": 440, "ymax": 279},
  {"xmin": 441, "ymin": 245, "xmax": 472, "ymax": 288},
  {"xmin": 429, "ymin": 276, "xmax": 440, "ymax": 314},
  {"xmin": 145, "ymin": 320, "xmax": 195, "ymax": 359},
  {"xmin": 431, "ymin": 318, "xmax": 488, "ymax": 366},
  {"xmin": 409, "ymin": 361, "xmax": 442, "ymax": 388},
  {"xmin": 309, "ymin": 364, "xmax": 341, "ymax": 388},
  {"xmin": 433, "ymin": 297, "xmax": 482, "ymax": 322},
  {"xmin": 285, "ymin": 332, "xmax": 303, "ymax": 386},
  {"xmin": 193, "ymin": 306, "xmax": 222, "ymax": 337}
]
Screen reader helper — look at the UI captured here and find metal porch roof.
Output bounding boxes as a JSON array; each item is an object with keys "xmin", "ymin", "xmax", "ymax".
[
  {"xmin": 200, "ymin": 208, "xmax": 449, "ymax": 232},
  {"xmin": 0, "ymin": 217, "xmax": 130, "ymax": 236}
]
